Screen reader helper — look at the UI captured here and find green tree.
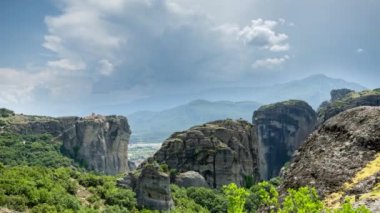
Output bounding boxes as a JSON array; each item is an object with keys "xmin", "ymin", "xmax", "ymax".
[
  {"xmin": 279, "ymin": 187, "xmax": 323, "ymax": 213},
  {"xmin": 223, "ymin": 183, "xmax": 249, "ymax": 213},
  {"xmin": 246, "ymin": 181, "xmax": 279, "ymax": 212}
]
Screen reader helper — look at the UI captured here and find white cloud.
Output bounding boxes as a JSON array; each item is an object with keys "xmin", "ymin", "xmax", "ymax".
[
  {"xmin": 0, "ymin": 68, "xmax": 43, "ymax": 104},
  {"xmin": 238, "ymin": 19, "xmax": 289, "ymax": 52},
  {"xmin": 252, "ymin": 55, "xmax": 290, "ymax": 69},
  {"xmin": 47, "ymin": 58, "xmax": 86, "ymax": 71},
  {"xmin": 35, "ymin": 0, "xmax": 294, "ymax": 105},
  {"xmin": 356, "ymin": 48, "xmax": 364, "ymax": 53}
]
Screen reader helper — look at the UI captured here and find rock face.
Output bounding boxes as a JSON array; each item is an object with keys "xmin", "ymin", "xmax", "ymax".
[
  {"xmin": 61, "ymin": 115, "xmax": 131, "ymax": 175},
  {"xmin": 253, "ymin": 100, "xmax": 317, "ymax": 180},
  {"xmin": 117, "ymin": 159, "xmax": 174, "ymax": 211},
  {"xmin": 4, "ymin": 113, "xmax": 131, "ymax": 175},
  {"xmin": 175, "ymin": 171, "xmax": 208, "ymax": 188},
  {"xmin": 318, "ymin": 88, "xmax": 380, "ymax": 124},
  {"xmin": 153, "ymin": 119, "xmax": 258, "ymax": 188},
  {"xmin": 330, "ymin": 88, "xmax": 354, "ymax": 102},
  {"xmin": 135, "ymin": 164, "xmax": 174, "ymax": 211},
  {"xmin": 280, "ymin": 106, "xmax": 380, "ymax": 211}
]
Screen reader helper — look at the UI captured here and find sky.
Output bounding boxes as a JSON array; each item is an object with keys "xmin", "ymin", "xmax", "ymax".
[{"xmin": 0, "ymin": 0, "xmax": 379, "ymax": 116}]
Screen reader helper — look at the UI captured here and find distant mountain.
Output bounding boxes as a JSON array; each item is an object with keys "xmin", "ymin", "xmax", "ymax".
[
  {"xmin": 195, "ymin": 74, "xmax": 366, "ymax": 109},
  {"xmin": 128, "ymin": 100, "xmax": 261, "ymax": 143},
  {"xmin": 127, "ymin": 74, "xmax": 365, "ymax": 143}
]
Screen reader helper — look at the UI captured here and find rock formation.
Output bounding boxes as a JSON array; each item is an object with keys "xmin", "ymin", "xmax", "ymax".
[
  {"xmin": 117, "ymin": 159, "xmax": 174, "ymax": 211},
  {"xmin": 2, "ymin": 112, "xmax": 131, "ymax": 175},
  {"xmin": 330, "ymin": 88, "xmax": 354, "ymax": 102},
  {"xmin": 135, "ymin": 163, "xmax": 174, "ymax": 211},
  {"xmin": 280, "ymin": 106, "xmax": 380, "ymax": 211},
  {"xmin": 317, "ymin": 88, "xmax": 380, "ymax": 124},
  {"xmin": 175, "ymin": 171, "xmax": 208, "ymax": 188},
  {"xmin": 153, "ymin": 119, "xmax": 259, "ymax": 188},
  {"xmin": 5, "ymin": 115, "xmax": 77, "ymax": 136},
  {"xmin": 61, "ymin": 115, "xmax": 131, "ymax": 175},
  {"xmin": 253, "ymin": 100, "xmax": 317, "ymax": 180}
]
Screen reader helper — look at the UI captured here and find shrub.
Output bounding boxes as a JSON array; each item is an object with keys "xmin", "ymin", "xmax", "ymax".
[
  {"xmin": 246, "ymin": 181, "xmax": 279, "ymax": 212},
  {"xmin": 329, "ymin": 199, "xmax": 371, "ymax": 213},
  {"xmin": 0, "ymin": 108, "xmax": 15, "ymax": 117},
  {"xmin": 279, "ymin": 187, "xmax": 324, "ymax": 213},
  {"xmin": 223, "ymin": 183, "xmax": 249, "ymax": 213},
  {"xmin": 170, "ymin": 185, "xmax": 209, "ymax": 213},
  {"xmin": 186, "ymin": 186, "xmax": 227, "ymax": 213},
  {"xmin": 104, "ymin": 188, "xmax": 136, "ymax": 209}
]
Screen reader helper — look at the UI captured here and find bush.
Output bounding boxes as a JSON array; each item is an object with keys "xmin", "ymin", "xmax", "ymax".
[
  {"xmin": 223, "ymin": 183, "xmax": 249, "ymax": 213},
  {"xmin": 279, "ymin": 187, "xmax": 323, "ymax": 213},
  {"xmin": 104, "ymin": 188, "xmax": 136, "ymax": 209},
  {"xmin": 186, "ymin": 186, "xmax": 227, "ymax": 213},
  {"xmin": 329, "ymin": 199, "xmax": 371, "ymax": 213},
  {"xmin": 0, "ymin": 133, "xmax": 73, "ymax": 168},
  {"xmin": 0, "ymin": 108, "xmax": 15, "ymax": 117},
  {"xmin": 246, "ymin": 181, "xmax": 279, "ymax": 212},
  {"xmin": 170, "ymin": 185, "xmax": 210, "ymax": 213}
]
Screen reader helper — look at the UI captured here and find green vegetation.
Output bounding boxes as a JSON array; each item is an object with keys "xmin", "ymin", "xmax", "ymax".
[
  {"xmin": 186, "ymin": 186, "xmax": 227, "ymax": 213},
  {"xmin": 0, "ymin": 132, "xmax": 373, "ymax": 212},
  {"xmin": 0, "ymin": 133, "xmax": 73, "ymax": 168},
  {"xmin": 0, "ymin": 164, "xmax": 136, "ymax": 212},
  {"xmin": 223, "ymin": 183, "xmax": 249, "ymax": 213},
  {"xmin": 330, "ymin": 89, "xmax": 380, "ymax": 110},
  {"xmin": 0, "ymin": 108, "xmax": 15, "ymax": 117}
]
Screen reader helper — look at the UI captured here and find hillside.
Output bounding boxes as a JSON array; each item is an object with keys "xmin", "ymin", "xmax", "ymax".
[
  {"xmin": 128, "ymin": 100, "xmax": 261, "ymax": 143},
  {"xmin": 198, "ymin": 74, "xmax": 365, "ymax": 109}
]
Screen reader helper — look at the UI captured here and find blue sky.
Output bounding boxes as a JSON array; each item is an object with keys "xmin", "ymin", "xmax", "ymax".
[{"xmin": 0, "ymin": 0, "xmax": 379, "ymax": 115}]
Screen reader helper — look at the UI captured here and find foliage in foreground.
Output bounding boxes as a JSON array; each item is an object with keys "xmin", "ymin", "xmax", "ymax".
[
  {"xmin": 0, "ymin": 132, "xmax": 372, "ymax": 212},
  {"xmin": 0, "ymin": 133, "xmax": 73, "ymax": 168},
  {"xmin": 0, "ymin": 164, "xmax": 136, "ymax": 212}
]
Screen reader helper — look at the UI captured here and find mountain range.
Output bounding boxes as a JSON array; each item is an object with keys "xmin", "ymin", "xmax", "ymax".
[{"xmin": 128, "ymin": 74, "xmax": 365, "ymax": 143}]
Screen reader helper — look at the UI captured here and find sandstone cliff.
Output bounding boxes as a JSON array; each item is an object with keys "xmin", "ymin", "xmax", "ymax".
[
  {"xmin": 317, "ymin": 88, "xmax": 380, "ymax": 124},
  {"xmin": 117, "ymin": 159, "xmax": 174, "ymax": 211},
  {"xmin": 253, "ymin": 100, "xmax": 317, "ymax": 180},
  {"xmin": 1, "ymin": 111, "xmax": 131, "ymax": 175},
  {"xmin": 280, "ymin": 106, "xmax": 380, "ymax": 211},
  {"xmin": 153, "ymin": 119, "xmax": 259, "ymax": 188},
  {"xmin": 61, "ymin": 115, "xmax": 131, "ymax": 175}
]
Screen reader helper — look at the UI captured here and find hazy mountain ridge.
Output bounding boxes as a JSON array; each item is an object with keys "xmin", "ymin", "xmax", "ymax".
[
  {"xmin": 128, "ymin": 74, "xmax": 365, "ymax": 144},
  {"xmin": 128, "ymin": 100, "xmax": 261, "ymax": 143},
  {"xmin": 196, "ymin": 74, "xmax": 366, "ymax": 109}
]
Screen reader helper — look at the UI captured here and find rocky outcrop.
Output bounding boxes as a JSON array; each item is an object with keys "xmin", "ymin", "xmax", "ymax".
[
  {"xmin": 175, "ymin": 171, "xmax": 208, "ymax": 188},
  {"xmin": 135, "ymin": 163, "xmax": 174, "ymax": 211},
  {"xmin": 3, "ymin": 112, "xmax": 131, "ymax": 175},
  {"xmin": 61, "ymin": 115, "xmax": 131, "ymax": 175},
  {"xmin": 5, "ymin": 116, "xmax": 77, "ymax": 136},
  {"xmin": 330, "ymin": 88, "xmax": 354, "ymax": 102},
  {"xmin": 253, "ymin": 100, "xmax": 317, "ymax": 180},
  {"xmin": 117, "ymin": 159, "xmax": 174, "ymax": 211},
  {"xmin": 153, "ymin": 119, "xmax": 258, "ymax": 188},
  {"xmin": 280, "ymin": 106, "xmax": 380, "ymax": 211},
  {"xmin": 318, "ymin": 88, "xmax": 380, "ymax": 124}
]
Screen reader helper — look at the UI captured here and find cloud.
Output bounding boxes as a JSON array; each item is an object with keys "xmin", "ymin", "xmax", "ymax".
[
  {"xmin": 0, "ymin": 68, "xmax": 43, "ymax": 104},
  {"xmin": 98, "ymin": 59, "xmax": 114, "ymax": 76},
  {"xmin": 0, "ymin": 0, "xmax": 294, "ymax": 112},
  {"xmin": 47, "ymin": 58, "xmax": 86, "ymax": 71},
  {"xmin": 252, "ymin": 55, "xmax": 290, "ymax": 69},
  {"xmin": 356, "ymin": 48, "xmax": 364, "ymax": 54},
  {"xmin": 238, "ymin": 19, "xmax": 289, "ymax": 52}
]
